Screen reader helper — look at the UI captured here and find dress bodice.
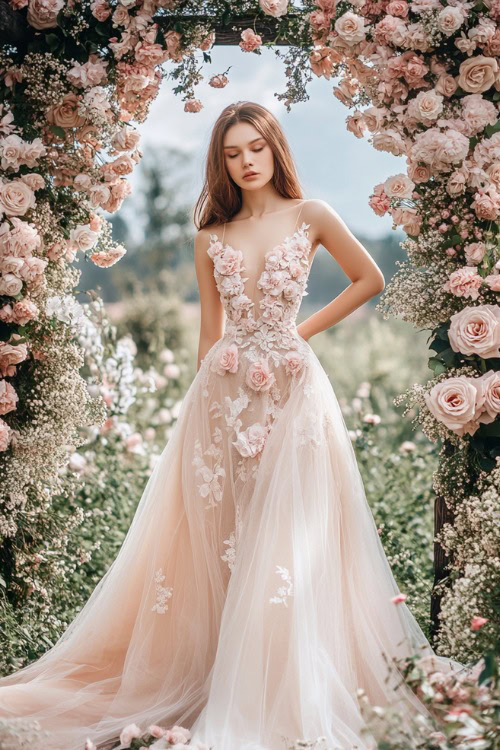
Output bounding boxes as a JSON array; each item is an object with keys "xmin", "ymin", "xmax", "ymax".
[{"xmin": 206, "ymin": 221, "xmax": 313, "ymax": 365}]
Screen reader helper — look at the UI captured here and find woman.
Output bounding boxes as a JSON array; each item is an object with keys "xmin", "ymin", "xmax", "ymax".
[{"xmin": 0, "ymin": 101, "xmax": 465, "ymax": 750}]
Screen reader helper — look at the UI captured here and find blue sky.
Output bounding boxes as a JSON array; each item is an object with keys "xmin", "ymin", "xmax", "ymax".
[{"xmin": 135, "ymin": 44, "xmax": 406, "ymax": 240}]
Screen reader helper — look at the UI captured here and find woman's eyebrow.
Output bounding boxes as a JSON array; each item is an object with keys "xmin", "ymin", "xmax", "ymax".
[{"xmin": 223, "ymin": 137, "xmax": 264, "ymax": 149}]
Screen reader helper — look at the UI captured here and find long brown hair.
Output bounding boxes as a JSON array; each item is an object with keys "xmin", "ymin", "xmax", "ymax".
[{"xmin": 193, "ymin": 101, "xmax": 303, "ymax": 231}]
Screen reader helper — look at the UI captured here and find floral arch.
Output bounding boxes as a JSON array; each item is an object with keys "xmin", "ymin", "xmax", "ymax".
[{"xmin": 0, "ymin": 0, "xmax": 498, "ymax": 699}]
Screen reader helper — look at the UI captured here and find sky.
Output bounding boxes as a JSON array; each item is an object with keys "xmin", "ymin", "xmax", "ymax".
[{"xmin": 135, "ymin": 43, "xmax": 406, "ymax": 240}]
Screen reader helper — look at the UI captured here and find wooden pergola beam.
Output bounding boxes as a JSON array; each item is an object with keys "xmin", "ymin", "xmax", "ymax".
[{"xmin": 0, "ymin": 3, "xmax": 306, "ymax": 47}]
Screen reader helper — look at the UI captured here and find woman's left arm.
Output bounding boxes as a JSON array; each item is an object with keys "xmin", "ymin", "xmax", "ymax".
[{"xmin": 297, "ymin": 199, "xmax": 385, "ymax": 341}]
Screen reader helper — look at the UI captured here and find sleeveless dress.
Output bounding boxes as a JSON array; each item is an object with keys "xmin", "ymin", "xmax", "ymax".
[{"xmin": 0, "ymin": 202, "xmax": 464, "ymax": 750}]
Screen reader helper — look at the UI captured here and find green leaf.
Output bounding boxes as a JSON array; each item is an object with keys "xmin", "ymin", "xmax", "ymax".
[
  {"xmin": 478, "ymin": 420, "xmax": 500, "ymax": 438},
  {"xmin": 95, "ymin": 22, "xmax": 111, "ymax": 37},
  {"xmin": 49, "ymin": 123, "xmax": 66, "ymax": 139},
  {"xmin": 45, "ymin": 32, "xmax": 61, "ymax": 52}
]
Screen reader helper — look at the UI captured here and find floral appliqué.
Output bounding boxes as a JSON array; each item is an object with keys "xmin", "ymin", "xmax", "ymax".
[
  {"xmin": 192, "ymin": 424, "xmax": 225, "ymax": 509},
  {"xmin": 152, "ymin": 567, "xmax": 173, "ymax": 614},
  {"xmin": 221, "ymin": 503, "xmax": 243, "ymax": 573},
  {"xmin": 269, "ymin": 565, "xmax": 294, "ymax": 607}
]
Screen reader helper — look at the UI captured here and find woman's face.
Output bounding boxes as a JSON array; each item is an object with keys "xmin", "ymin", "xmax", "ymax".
[{"xmin": 222, "ymin": 121, "xmax": 274, "ymax": 190}]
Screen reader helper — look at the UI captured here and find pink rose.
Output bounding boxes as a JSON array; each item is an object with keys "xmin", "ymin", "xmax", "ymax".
[
  {"xmin": 19, "ymin": 256, "xmax": 48, "ymax": 282},
  {"xmin": 0, "ymin": 417, "xmax": 12, "ymax": 451},
  {"xmin": 209, "ymin": 73, "xmax": 229, "ymax": 89},
  {"xmin": 458, "ymin": 55, "xmax": 498, "ymax": 94},
  {"xmin": 476, "ymin": 370, "xmax": 500, "ymax": 424},
  {"xmin": 27, "ymin": 0, "xmax": 64, "ymax": 28},
  {"xmin": 0, "ymin": 180, "xmax": 36, "ymax": 217},
  {"xmin": 215, "ymin": 344, "xmax": 239, "ymax": 375},
  {"xmin": 13, "ymin": 299, "xmax": 38, "ymax": 324},
  {"xmin": 335, "ymin": 11, "xmax": 367, "ymax": 45},
  {"xmin": 0, "ymin": 334, "xmax": 28, "ymax": 377},
  {"xmin": 232, "ymin": 422, "xmax": 267, "ymax": 458},
  {"xmin": 484, "ymin": 273, "xmax": 500, "ymax": 291},
  {"xmin": 90, "ymin": 0, "xmax": 111, "ymax": 21},
  {"xmin": 166, "ymin": 726, "xmax": 191, "ymax": 744},
  {"xmin": 369, "ymin": 184, "xmax": 391, "ymax": 217},
  {"xmin": 20, "ymin": 173, "xmax": 45, "ymax": 191},
  {"xmin": 407, "ymin": 162, "xmax": 431, "ymax": 184},
  {"xmin": 259, "ymin": 0, "xmax": 288, "ymax": 17},
  {"xmin": 443, "ymin": 266, "xmax": 483, "ymax": 301},
  {"xmin": 239, "ymin": 29, "xmax": 262, "ymax": 52},
  {"xmin": 464, "ymin": 242, "xmax": 487, "ymax": 265},
  {"xmin": 0, "ymin": 256, "xmax": 24, "ymax": 275},
  {"xmin": 0, "ymin": 273, "xmax": 23, "ymax": 296},
  {"xmin": 472, "ymin": 187, "xmax": 500, "ymax": 221},
  {"xmin": 147, "ymin": 725, "xmax": 166, "ymax": 739},
  {"xmin": 184, "ymin": 98, "xmax": 203, "ymax": 113},
  {"xmin": 119, "ymin": 723, "xmax": 142, "ymax": 746},
  {"xmin": 391, "ymin": 593, "xmax": 408, "ymax": 604},
  {"xmin": 46, "ymin": 92, "xmax": 86, "ymax": 129},
  {"xmin": 283, "ymin": 349, "xmax": 305, "ymax": 376},
  {"xmin": 383, "ymin": 173, "xmax": 415, "ymax": 199},
  {"xmin": 448, "ymin": 304, "xmax": 500, "ymax": 359},
  {"xmin": 0, "ymin": 217, "xmax": 41, "ymax": 257},
  {"xmin": 424, "ymin": 376, "xmax": 486, "ymax": 437},
  {"xmin": 0, "ymin": 379, "xmax": 19, "ymax": 415},
  {"xmin": 246, "ymin": 359, "xmax": 276, "ymax": 391}
]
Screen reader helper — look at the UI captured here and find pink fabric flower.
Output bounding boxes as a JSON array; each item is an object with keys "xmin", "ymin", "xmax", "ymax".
[
  {"xmin": 215, "ymin": 344, "xmax": 239, "ymax": 375},
  {"xmin": 232, "ymin": 423, "xmax": 267, "ymax": 458},
  {"xmin": 283, "ymin": 349, "xmax": 305, "ymax": 376},
  {"xmin": 443, "ymin": 266, "xmax": 483, "ymax": 301},
  {"xmin": 246, "ymin": 359, "xmax": 276, "ymax": 392},
  {"xmin": 240, "ymin": 29, "xmax": 263, "ymax": 52},
  {"xmin": 0, "ymin": 379, "xmax": 19, "ymax": 415},
  {"xmin": 214, "ymin": 248, "xmax": 243, "ymax": 276}
]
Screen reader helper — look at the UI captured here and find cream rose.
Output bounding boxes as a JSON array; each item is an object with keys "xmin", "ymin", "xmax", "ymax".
[
  {"xmin": 0, "ymin": 180, "xmax": 36, "ymax": 217},
  {"xmin": 424, "ymin": 376, "xmax": 485, "ymax": 437},
  {"xmin": 69, "ymin": 224, "xmax": 99, "ymax": 252},
  {"xmin": 383, "ymin": 173, "xmax": 415, "ymax": 199},
  {"xmin": 0, "ymin": 273, "xmax": 23, "ymax": 296},
  {"xmin": 334, "ymin": 11, "xmax": 367, "ymax": 45},
  {"xmin": 448, "ymin": 305, "xmax": 500, "ymax": 359}
]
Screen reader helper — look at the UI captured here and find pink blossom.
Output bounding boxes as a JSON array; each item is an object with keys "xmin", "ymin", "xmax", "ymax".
[
  {"xmin": 232, "ymin": 422, "xmax": 267, "ymax": 458},
  {"xmin": 283, "ymin": 349, "xmax": 305, "ymax": 376},
  {"xmin": 214, "ymin": 247, "xmax": 243, "ymax": 276},
  {"xmin": 471, "ymin": 616, "xmax": 488, "ymax": 631},
  {"xmin": 90, "ymin": 245, "xmax": 126, "ymax": 267},
  {"xmin": 391, "ymin": 593, "xmax": 408, "ymax": 604}
]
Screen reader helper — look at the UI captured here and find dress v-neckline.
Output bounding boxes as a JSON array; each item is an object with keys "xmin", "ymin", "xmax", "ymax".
[{"xmin": 209, "ymin": 223, "xmax": 311, "ymax": 291}]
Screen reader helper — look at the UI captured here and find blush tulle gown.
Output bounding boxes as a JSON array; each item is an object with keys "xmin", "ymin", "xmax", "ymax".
[{"xmin": 0, "ymin": 201, "xmax": 465, "ymax": 750}]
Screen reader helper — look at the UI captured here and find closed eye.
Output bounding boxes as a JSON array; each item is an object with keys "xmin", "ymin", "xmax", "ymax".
[{"xmin": 227, "ymin": 147, "xmax": 264, "ymax": 159}]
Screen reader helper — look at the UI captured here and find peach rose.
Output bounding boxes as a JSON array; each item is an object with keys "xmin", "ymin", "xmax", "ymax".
[
  {"xmin": 246, "ymin": 359, "xmax": 276, "ymax": 392},
  {"xmin": 408, "ymin": 162, "xmax": 431, "ymax": 184},
  {"xmin": 457, "ymin": 55, "xmax": 498, "ymax": 94},
  {"xmin": 435, "ymin": 73, "xmax": 458, "ymax": 98},
  {"xmin": 0, "ymin": 379, "xmax": 19, "ymax": 415},
  {"xmin": 484, "ymin": 273, "xmax": 500, "ymax": 292},
  {"xmin": 111, "ymin": 125, "xmax": 140, "ymax": 151},
  {"xmin": 424, "ymin": 376, "xmax": 485, "ymax": 436},
  {"xmin": 335, "ymin": 11, "xmax": 366, "ymax": 45},
  {"xmin": 0, "ymin": 180, "xmax": 36, "ymax": 217},
  {"xmin": 46, "ymin": 93, "xmax": 86, "ymax": 129},
  {"xmin": 443, "ymin": 266, "xmax": 483, "ymax": 301},
  {"xmin": 232, "ymin": 422, "xmax": 267, "ymax": 458},
  {"xmin": 239, "ymin": 29, "xmax": 262, "ymax": 52},
  {"xmin": 448, "ymin": 304, "xmax": 500, "ymax": 359},
  {"xmin": 0, "ymin": 417, "xmax": 12, "ymax": 451},
  {"xmin": 90, "ymin": 245, "xmax": 126, "ymax": 267},
  {"xmin": 215, "ymin": 344, "xmax": 239, "ymax": 375},
  {"xmin": 437, "ymin": 6, "xmax": 466, "ymax": 35}
]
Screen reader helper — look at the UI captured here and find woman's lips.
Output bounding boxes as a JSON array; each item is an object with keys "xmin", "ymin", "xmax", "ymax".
[{"xmin": 243, "ymin": 173, "xmax": 259, "ymax": 180}]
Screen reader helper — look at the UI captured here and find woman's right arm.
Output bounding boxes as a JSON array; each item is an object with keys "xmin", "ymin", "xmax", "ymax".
[{"xmin": 194, "ymin": 229, "xmax": 225, "ymax": 372}]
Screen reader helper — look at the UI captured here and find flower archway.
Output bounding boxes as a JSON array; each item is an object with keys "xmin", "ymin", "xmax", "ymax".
[{"xmin": 0, "ymin": 0, "xmax": 498, "ymax": 676}]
